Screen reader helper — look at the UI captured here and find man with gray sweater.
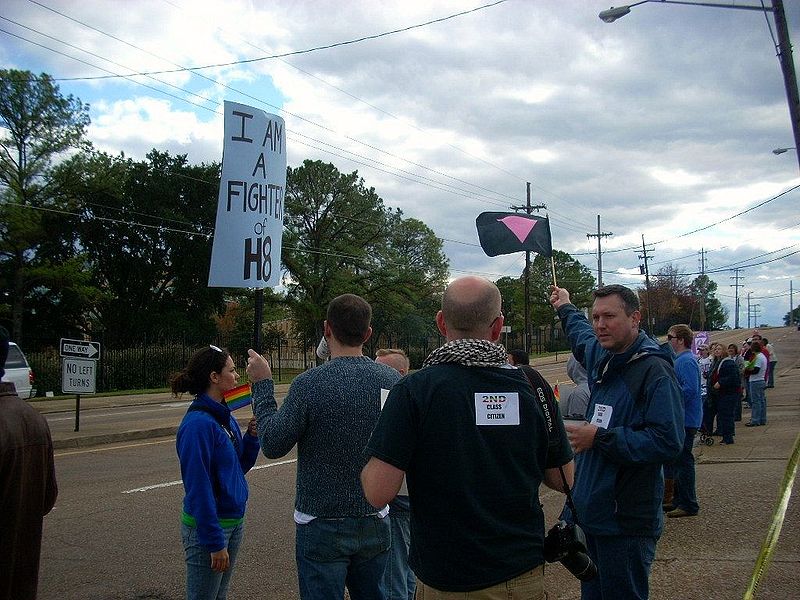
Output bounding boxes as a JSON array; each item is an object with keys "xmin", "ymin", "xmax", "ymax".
[{"xmin": 247, "ymin": 293, "xmax": 400, "ymax": 600}]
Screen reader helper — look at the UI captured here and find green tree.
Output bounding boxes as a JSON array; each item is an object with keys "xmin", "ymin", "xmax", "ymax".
[
  {"xmin": 0, "ymin": 70, "xmax": 90, "ymax": 342},
  {"xmin": 283, "ymin": 159, "xmax": 449, "ymax": 355},
  {"xmin": 689, "ymin": 274, "xmax": 728, "ymax": 330},
  {"xmin": 57, "ymin": 149, "xmax": 226, "ymax": 344},
  {"xmin": 495, "ymin": 251, "xmax": 595, "ymax": 349},
  {"xmin": 363, "ymin": 215, "xmax": 448, "ymax": 353}
]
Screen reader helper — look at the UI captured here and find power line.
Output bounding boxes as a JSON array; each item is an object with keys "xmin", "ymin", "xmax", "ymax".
[
  {"xmin": 33, "ymin": 0, "xmax": 509, "ymax": 80},
  {"xmin": 6, "ymin": 2, "xmax": 598, "ymax": 231},
  {"xmin": 4, "ymin": 7, "xmax": 797, "ymax": 264}
]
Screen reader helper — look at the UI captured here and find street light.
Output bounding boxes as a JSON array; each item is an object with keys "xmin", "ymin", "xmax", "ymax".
[
  {"xmin": 772, "ymin": 147, "xmax": 796, "ymax": 155},
  {"xmin": 599, "ymin": 0, "xmax": 800, "ymax": 173}
]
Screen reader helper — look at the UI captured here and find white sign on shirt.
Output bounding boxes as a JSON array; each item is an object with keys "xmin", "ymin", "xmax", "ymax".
[
  {"xmin": 590, "ymin": 403, "xmax": 613, "ymax": 429},
  {"xmin": 475, "ymin": 392, "xmax": 520, "ymax": 425}
]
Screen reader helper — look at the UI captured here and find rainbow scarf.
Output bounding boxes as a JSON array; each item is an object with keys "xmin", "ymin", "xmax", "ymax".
[{"xmin": 224, "ymin": 383, "xmax": 252, "ymax": 411}]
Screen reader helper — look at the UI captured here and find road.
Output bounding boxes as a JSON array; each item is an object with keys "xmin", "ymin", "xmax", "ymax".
[{"xmin": 37, "ymin": 327, "xmax": 799, "ymax": 599}]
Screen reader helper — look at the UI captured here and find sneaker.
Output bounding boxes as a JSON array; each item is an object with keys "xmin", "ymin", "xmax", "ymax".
[
  {"xmin": 745, "ymin": 422, "xmax": 757, "ymax": 427},
  {"xmin": 667, "ymin": 508, "xmax": 697, "ymax": 518}
]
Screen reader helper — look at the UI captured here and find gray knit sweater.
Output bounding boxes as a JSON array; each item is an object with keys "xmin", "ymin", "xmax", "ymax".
[{"xmin": 252, "ymin": 356, "xmax": 401, "ymax": 517}]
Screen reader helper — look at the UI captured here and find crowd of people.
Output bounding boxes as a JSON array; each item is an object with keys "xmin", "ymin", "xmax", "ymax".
[{"xmin": 0, "ymin": 278, "xmax": 783, "ymax": 600}]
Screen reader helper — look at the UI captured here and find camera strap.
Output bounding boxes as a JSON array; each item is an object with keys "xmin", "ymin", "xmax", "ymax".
[{"xmin": 519, "ymin": 366, "xmax": 584, "ymax": 528}]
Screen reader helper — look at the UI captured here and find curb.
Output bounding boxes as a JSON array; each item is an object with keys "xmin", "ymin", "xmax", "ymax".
[{"xmin": 53, "ymin": 426, "xmax": 178, "ymax": 450}]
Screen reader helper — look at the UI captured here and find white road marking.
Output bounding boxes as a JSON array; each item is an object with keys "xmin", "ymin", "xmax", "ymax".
[
  {"xmin": 56, "ymin": 438, "xmax": 175, "ymax": 457},
  {"xmin": 46, "ymin": 404, "xmax": 189, "ymax": 423},
  {"xmin": 121, "ymin": 458, "xmax": 297, "ymax": 494}
]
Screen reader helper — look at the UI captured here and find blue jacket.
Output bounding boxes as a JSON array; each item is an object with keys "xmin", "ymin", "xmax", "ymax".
[
  {"xmin": 558, "ymin": 304, "xmax": 684, "ymax": 536},
  {"xmin": 176, "ymin": 394, "xmax": 260, "ymax": 551},
  {"xmin": 673, "ymin": 350, "xmax": 703, "ymax": 428}
]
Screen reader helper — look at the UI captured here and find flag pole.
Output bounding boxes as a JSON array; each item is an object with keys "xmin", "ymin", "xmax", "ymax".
[{"xmin": 548, "ymin": 211, "xmax": 557, "ymax": 287}]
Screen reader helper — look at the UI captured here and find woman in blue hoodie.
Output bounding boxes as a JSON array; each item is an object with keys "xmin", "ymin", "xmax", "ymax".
[{"xmin": 171, "ymin": 345, "xmax": 260, "ymax": 600}]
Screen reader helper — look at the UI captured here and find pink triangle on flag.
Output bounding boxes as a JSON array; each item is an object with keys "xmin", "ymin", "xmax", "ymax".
[{"xmin": 497, "ymin": 216, "xmax": 538, "ymax": 243}]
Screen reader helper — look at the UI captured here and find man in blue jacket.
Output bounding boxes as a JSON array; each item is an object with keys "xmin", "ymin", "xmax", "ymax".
[
  {"xmin": 550, "ymin": 284, "xmax": 683, "ymax": 600},
  {"xmin": 664, "ymin": 324, "xmax": 703, "ymax": 518}
]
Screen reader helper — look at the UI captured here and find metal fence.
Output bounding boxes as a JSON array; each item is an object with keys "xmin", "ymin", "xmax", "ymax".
[{"xmin": 21, "ymin": 325, "xmax": 568, "ymax": 397}]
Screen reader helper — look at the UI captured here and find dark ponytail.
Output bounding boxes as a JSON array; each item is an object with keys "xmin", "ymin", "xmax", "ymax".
[{"xmin": 169, "ymin": 345, "xmax": 230, "ymax": 397}]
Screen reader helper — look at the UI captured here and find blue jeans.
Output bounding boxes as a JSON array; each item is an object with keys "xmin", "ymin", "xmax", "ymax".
[
  {"xmin": 384, "ymin": 505, "xmax": 415, "ymax": 600},
  {"xmin": 749, "ymin": 380, "xmax": 767, "ymax": 425},
  {"xmin": 182, "ymin": 521, "xmax": 243, "ymax": 600},
  {"xmin": 768, "ymin": 362, "xmax": 777, "ymax": 387},
  {"xmin": 296, "ymin": 514, "xmax": 390, "ymax": 600},
  {"xmin": 581, "ymin": 534, "xmax": 657, "ymax": 600},
  {"xmin": 671, "ymin": 428, "xmax": 699, "ymax": 514}
]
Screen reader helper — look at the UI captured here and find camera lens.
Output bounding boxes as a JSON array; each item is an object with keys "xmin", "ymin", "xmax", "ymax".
[{"xmin": 560, "ymin": 551, "xmax": 598, "ymax": 582}]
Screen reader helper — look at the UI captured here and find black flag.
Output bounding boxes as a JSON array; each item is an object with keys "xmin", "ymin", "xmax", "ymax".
[{"xmin": 476, "ymin": 212, "xmax": 553, "ymax": 258}]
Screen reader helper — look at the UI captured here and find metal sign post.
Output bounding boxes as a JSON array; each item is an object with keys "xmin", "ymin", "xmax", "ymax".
[{"xmin": 60, "ymin": 338, "xmax": 100, "ymax": 432}]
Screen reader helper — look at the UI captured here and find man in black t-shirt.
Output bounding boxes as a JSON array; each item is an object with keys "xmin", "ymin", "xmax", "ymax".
[{"xmin": 362, "ymin": 276, "xmax": 574, "ymax": 597}]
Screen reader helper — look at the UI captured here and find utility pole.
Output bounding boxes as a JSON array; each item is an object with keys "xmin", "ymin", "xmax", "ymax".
[
  {"xmin": 698, "ymin": 248, "xmax": 708, "ymax": 330},
  {"xmin": 747, "ymin": 292, "xmax": 752, "ymax": 329},
  {"xmin": 587, "ymin": 215, "xmax": 612, "ymax": 287},
  {"xmin": 772, "ymin": 0, "xmax": 800, "ymax": 174},
  {"xmin": 637, "ymin": 235, "xmax": 655, "ymax": 335},
  {"xmin": 511, "ymin": 182, "xmax": 546, "ymax": 355},
  {"xmin": 730, "ymin": 268, "xmax": 744, "ymax": 329},
  {"xmin": 791, "ymin": 280, "xmax": 795, "ymax": 326}
]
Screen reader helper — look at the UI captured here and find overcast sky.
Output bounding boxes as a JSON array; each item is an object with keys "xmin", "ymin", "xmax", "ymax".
[{"xmin": 2, "ymin": 0, "xmax": 799, "ymax": 329}]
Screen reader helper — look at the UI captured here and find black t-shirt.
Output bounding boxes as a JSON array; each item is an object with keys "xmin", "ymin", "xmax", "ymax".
[{"xmin": 366, "ymin": 363, "xmax": 573, "ymax": 592}]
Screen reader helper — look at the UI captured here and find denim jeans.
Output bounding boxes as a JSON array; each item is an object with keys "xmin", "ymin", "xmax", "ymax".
[
  {"xmin": 671, "ymin": 428, "xmax": 699, "ymax": 514},
  {"xmin": 581, "ymin": 534, "xmax": 657, "ymax": 600},
  {"xmin": 295, "ymin": 514, "xmax": 390, "ymax": 600},
  {"xmin": 749, "ymin": 380, "xmax": 767, "ymax": 425},
  {"xmin": 384, "ymin": 506, "xmax": 415, "ymax": 600},
  {"xmin": 768, "ymin": 361, "xmax": 777, "ymax": 387},
  {"xmin": 182, "ymin": 521, "xmax": 243, "ymax": 600}
]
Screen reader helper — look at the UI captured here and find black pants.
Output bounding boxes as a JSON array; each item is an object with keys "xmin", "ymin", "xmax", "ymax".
[{"xmin": 717, "ymin": 392, "xmax": 737, "ymax": 443}]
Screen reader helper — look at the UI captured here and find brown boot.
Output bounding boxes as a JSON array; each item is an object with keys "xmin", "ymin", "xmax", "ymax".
[{"xmin": 662, "ymin": 479, "xmax": 675, "ymax": 510}]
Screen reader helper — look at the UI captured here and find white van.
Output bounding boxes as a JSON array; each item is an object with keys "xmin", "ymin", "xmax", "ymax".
[{"xmin": 2, "ymin": 342, "xmax": 35, "ymax": 398}]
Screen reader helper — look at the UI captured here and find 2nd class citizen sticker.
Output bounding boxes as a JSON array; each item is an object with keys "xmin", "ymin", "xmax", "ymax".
[{"xmin": 475, "ymin": 392, "xmax": 520, "ymax": 425}]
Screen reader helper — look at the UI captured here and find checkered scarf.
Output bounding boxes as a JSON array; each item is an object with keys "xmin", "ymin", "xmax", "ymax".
[{"xmin": 422, "ymin": 338, "xmax": 508, "ymax": 368}]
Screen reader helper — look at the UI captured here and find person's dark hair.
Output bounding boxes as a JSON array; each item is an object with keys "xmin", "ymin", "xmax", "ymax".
[
  {"xmin": 509, "ymin": 349, "xmax": 530, "ymax": 365},
  {"xmin": 0, "ymin": 325, "xmax": 9, "ymax": 379},
  {"xmin": 169, "ymin": 345, "xmax": 230, "ymax": 396},
  {"xmin": 668, "ymin": 324, "xmax": 694, "ymax": 347},
  {"xmin": 750, "ymin": 341, "xmax": 762, "ymax": 353},
  {"xmin": 728, "ymin": 343, "xmax": 738, "ymax": 353},
  {"xmin": 762, "ymin": 337, "xmax": 769, "ymax": 345},
  {"xmin": 327, "ymin": 294, "xmax": 372, "ymax": 347},
  {"xmin": 593, "ymin": 284, "xmax": 640, "ymax": 315}
]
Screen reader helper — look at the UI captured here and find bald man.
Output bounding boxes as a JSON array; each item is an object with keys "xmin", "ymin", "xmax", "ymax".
[{"xmin": 362, "ymin": 276, "xmax": 574, "ymax": 598}]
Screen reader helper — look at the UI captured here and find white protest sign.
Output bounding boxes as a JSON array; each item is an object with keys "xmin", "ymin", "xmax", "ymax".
[
  {"xmin": 208, "ymin": 101, "xmax": 286, "ymax": 288},
  {"xmin": 691, "ymin": 331, "xmax": 709, "ymax": 355}
]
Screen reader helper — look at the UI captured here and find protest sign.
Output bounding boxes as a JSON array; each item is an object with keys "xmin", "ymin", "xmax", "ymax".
[{"xmin": 209, "ymin": 101, "xmax": 286, "ymax": 288}]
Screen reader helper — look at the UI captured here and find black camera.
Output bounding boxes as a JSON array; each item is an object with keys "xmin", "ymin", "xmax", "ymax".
[{"xmin": 543, "ymin": 520, "xmax": 597, "ymax": 581}]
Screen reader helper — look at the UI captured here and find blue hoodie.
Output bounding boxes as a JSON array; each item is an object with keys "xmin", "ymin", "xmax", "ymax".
[
  {"xmin": 176, "ymin": 394, "xmax": 260, "ymax": 551},
  {"xmin": 558, "ymin": 304, "xmax": 684, "ymax": 537}
]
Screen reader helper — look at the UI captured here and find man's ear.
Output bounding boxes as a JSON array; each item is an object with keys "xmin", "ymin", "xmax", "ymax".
[
  {"xmin": 362, "ymin": 326, "xmax": 373, "ymax": 344},
  {"xmin": 489, "ymin": 314, "xmax": 504, "ymax": 342},
  {"xmin": 435, "ymin": 311, "xmax": 447, "ymax": 336}
]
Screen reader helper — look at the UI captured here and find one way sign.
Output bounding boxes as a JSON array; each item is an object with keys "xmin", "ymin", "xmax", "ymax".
[{"xmin": 60, "ymin": 338, "xmax": 101, "ymax": 359}]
